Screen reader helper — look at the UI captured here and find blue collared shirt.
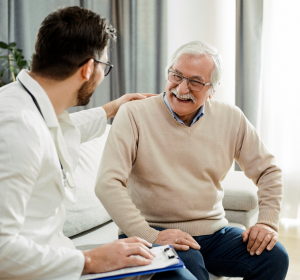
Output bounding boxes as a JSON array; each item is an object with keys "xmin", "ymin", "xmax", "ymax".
[{"xmin": 163, "ymin": 93, "xmax": 204, "ymax": 127}]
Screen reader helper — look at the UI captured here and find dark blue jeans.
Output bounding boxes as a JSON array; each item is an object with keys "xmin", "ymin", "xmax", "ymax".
[
  {"xmin": 119, "ymin": 268, "xmax": 196, "ymax": 280},
  {"xmin": 120, "ymin": 226, "xmax": 289, "ymax": 280}
]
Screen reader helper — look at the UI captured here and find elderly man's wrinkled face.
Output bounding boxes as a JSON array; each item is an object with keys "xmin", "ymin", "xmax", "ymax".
[{"xmin": 166, "ymin": 53, "xmax": 215, "ymax": 126}]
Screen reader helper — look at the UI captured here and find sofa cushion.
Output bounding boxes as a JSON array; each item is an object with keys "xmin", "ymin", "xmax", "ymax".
[
  {"xmin": 63, "ymin": 125, "xmax": 111, "ymax": 237},
  {"xmin": 72, "ymin": 221, "xmax": 119, "ymax": 249},
  {"xmin": 225, "ymin": 208, "xmax": 258, "ymax": 228},
  {"xmin": 222, "ymin": 171, "xmax": 258, "ymax": 211}
]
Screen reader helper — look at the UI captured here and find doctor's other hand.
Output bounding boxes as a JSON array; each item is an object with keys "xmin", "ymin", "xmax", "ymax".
[
  {"xmin": 154, "ymin": 229, "xmax": 200, "ymax": 251},
  {"xmin": 82, "ymin": 237, "xmax": 155, "ymax": 275},
  {"xmin": 241, "ymin": 223, "xmax": 278, "ymax": 256}
]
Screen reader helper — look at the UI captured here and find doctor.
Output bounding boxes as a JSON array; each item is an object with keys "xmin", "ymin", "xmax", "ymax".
[{"xmin": 0, "ymin": 6, "xmax": 195, "ymax": 280}]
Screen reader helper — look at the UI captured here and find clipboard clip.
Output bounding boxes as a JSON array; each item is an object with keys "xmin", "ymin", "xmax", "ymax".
[{"xmin": 164, "ymin": 246, "xmax": 179, "ymax": 259}]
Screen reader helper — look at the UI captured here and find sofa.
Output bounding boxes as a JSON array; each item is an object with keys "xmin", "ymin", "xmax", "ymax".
[{"xmin": 63, "ymin": 124, "xmax": 258, "ymax": 280}]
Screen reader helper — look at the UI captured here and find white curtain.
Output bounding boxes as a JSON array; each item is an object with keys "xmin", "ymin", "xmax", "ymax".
[{"xmin": 258, "ymin": 0, "xmax": 300, "ymax": 220}]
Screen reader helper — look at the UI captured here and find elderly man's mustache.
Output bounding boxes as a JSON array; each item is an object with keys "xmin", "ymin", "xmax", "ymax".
[{"xmin": 170, "ymin": 88, "xmax": 197, "ymax": 103}]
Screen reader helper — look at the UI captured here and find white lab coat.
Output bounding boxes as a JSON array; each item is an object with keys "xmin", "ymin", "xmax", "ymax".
[{"xmin": 0, "ymin": 70, "xmax": 107, "ymax": 279}]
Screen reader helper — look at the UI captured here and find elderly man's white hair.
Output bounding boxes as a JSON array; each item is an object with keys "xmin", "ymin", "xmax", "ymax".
[{"xmin": 165, "ymin": 41, "xmax": 222, "ymax": 95}]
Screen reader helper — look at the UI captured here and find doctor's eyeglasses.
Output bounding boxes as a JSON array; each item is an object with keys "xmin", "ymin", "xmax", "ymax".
[
  {"xmin": 79, "ymin": 58, "xmax": 113, "ymax": 76},
  {"xmin": 94, "ymin": 59, "xmax": 113, "ymax": 76}
]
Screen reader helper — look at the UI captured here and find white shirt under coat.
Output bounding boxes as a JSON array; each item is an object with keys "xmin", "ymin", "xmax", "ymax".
[{"xmin": 0, "ymin": 70, "xmax": 107, "ymax": 279}]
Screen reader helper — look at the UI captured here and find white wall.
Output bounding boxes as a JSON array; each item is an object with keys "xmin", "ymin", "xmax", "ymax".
[{"xmin": 167, "ymin": 0, "xmax": 236, "ymax": 104}]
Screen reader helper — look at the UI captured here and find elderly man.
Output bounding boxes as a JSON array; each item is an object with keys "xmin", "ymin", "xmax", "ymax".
[{"xmin": 96, "ymin": 41, "xmax": 289, "ymax": 279}]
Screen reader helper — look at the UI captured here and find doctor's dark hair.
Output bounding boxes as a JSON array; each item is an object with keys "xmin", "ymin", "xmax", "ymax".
[{"xmin": 31, "ymin": 6, "xmax": 116, "ymax": 80}]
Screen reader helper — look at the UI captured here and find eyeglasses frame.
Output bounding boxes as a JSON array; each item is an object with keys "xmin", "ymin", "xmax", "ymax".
[
  {"xmin": 168, "ymin": 70, "xmax": 210, "ymax": 92},
  {"xmin": 79, "ymin": 58, "xmax": 113, "ymax": 76},
  {"xmin": 94, "ymin": 59, "xmax": 113, "ymax": 76}
]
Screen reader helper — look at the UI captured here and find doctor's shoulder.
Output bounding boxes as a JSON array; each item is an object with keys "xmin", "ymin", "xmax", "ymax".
[
  {"xmin": 0, "ymin": 85, "xmax": 45, "ymax": 137},
  {"xmin": 0, "ymin": 81, "xmax": 33, "ymax": 109},
  {"xmin": 0, "ymin": 83, "xmax": 46, "ymax": 125}
]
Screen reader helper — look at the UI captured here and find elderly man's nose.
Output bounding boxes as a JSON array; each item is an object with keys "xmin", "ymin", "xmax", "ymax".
[{"xmin": 177, "ymin": 78, "xmax": 189, "ymax": 92}]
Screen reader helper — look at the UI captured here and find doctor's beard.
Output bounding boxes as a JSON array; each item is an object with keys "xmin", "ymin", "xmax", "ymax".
[{"xmin": 76, "ymin": 69, "xmax": 97, "ymax": 106}]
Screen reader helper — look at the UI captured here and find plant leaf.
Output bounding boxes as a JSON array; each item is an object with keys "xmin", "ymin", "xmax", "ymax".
[
  {"xmin": 19, "ymin": 60, "xmax": 27, "ymax": 67},
  {"xmin": 8, "ymin": 42, "xmax": 16, "ymax": 48},
  {"xmin": 0, "ymin": 41, "xmax": 8, "ymax": 49}
]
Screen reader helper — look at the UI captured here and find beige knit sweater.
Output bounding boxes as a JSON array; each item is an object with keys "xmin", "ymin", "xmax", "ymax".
[{"xmin": 96, "ymin": 93, "xmax": 282, "ymax": 244}]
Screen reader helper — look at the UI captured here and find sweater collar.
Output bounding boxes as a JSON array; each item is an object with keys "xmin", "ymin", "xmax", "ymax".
[{"xmin": 163, "ymin": 92, "xmax": 205, "ymax": 127}]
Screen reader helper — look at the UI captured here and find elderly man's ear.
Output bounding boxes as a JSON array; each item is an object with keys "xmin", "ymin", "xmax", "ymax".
[{"xmin": 209, "ymin": 92, "xmax": 215, "ymax": 99}]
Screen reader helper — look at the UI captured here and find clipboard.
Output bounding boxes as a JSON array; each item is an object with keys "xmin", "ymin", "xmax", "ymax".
[{"xmin": 80, "ymin": 245, "xmax": 185, "ymax": 280}]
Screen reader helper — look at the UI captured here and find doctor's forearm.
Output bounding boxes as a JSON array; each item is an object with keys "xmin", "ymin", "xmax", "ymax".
[{"xmin": 102, "ymin": 100, "xmax": 117, "ymax": 120}]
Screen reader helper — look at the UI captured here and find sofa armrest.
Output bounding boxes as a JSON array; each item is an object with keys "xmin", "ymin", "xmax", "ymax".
[
  {"xmin": 222, "ymin": 171, "xmax": 258, "ymax": 211},
  {"xmin": 222, "ymin": 171, "xmax": 259, "ymax": 228}
]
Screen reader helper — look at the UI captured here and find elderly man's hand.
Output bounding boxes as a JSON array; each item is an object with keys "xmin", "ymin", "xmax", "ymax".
[
  {"xmin": 241, "ymin": 223, "xmax": 278, "ymax": 256},
  {"xmin": 154, "ymin": 229, "xmax": 200, "ymax": 251}
]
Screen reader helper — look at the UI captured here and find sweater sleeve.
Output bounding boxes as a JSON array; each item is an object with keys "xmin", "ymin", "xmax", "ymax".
[
  {"xmin": 235, "ymin": 111, "xmax": 283, "ymax": 232},
  {"xmin": 95, "ymin": 105, "xmax": 160, "ymax": 243}
]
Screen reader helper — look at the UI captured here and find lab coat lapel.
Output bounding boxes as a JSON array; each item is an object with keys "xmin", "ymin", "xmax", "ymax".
[
  {"xmin": 50, "ymin": 125, "xmax": 77, "ymax": 203},
  {"xmin": 17, "ymin": 70, "xmax": 77, "ymax": 203},
  {"xmin": 57, "ymin": 111, "xmax": 81, "ymax": 173}
]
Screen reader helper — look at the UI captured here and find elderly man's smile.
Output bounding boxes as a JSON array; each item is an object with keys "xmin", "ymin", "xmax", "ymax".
[{"xmin": 171, "ymin": 88, "xmax": 196, "ymax": 103}]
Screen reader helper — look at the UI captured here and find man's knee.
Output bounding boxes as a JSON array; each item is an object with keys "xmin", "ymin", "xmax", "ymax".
[
  {"xmin": 152, "ymin": 268, "xmax": 197, "ymax": 280},
  {"xmin": 260, "ymin": 241, "xmax": 289, "ymax": 278},
  {"xmin": 177, "ymin": 248, "xmax": 205, "ymax": 267},
  {"xmin": 176, "ymin": 248, "xmax": 210, "ymax": 280},
  {"xmin": 271, "ymin": 241, "xmax": 289, "ymax": 274}
]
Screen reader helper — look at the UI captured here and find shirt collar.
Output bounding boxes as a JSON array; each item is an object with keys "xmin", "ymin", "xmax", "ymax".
[
  {"xmin": 163, "ymin": 92, "xmax": 204, "ymax": 127},
  {"xmin": 17, "ymin": 69, "xmax": 60, "ymax": 128}
]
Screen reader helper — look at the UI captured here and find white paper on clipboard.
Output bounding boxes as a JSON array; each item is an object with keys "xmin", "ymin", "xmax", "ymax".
[{"xmin": 80, "ymin": 245, "xmax": 180, "ymax": 280}]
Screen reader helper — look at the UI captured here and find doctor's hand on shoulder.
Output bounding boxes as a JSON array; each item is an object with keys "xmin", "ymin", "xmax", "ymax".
[
  {"xmin": 82, "ymin": 237, "xmax": 155, "ymax": 275},
  {"xmin": 103, "ymin": 93, "xmax": 157, "ymax": 120}
]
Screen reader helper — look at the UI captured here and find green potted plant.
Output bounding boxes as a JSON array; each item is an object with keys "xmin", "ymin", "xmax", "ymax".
[{"xmin": 0, "ymin": 41, "xmax": 30, "ymax": 87}]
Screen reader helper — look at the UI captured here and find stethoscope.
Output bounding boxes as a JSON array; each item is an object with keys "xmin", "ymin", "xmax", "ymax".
[{"xmin": 17, "ymin": 78, "xmax": 75, "ymax": 189}]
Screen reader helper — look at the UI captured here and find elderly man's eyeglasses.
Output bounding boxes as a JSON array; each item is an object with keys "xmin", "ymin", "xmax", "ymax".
[
  {"xmin": 168, "ymin": 70, "xmax": 210, "ymax": 92},
  {"xmin": 79, "ymin": 59, "xmax": 113, "ymax": 76}
]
